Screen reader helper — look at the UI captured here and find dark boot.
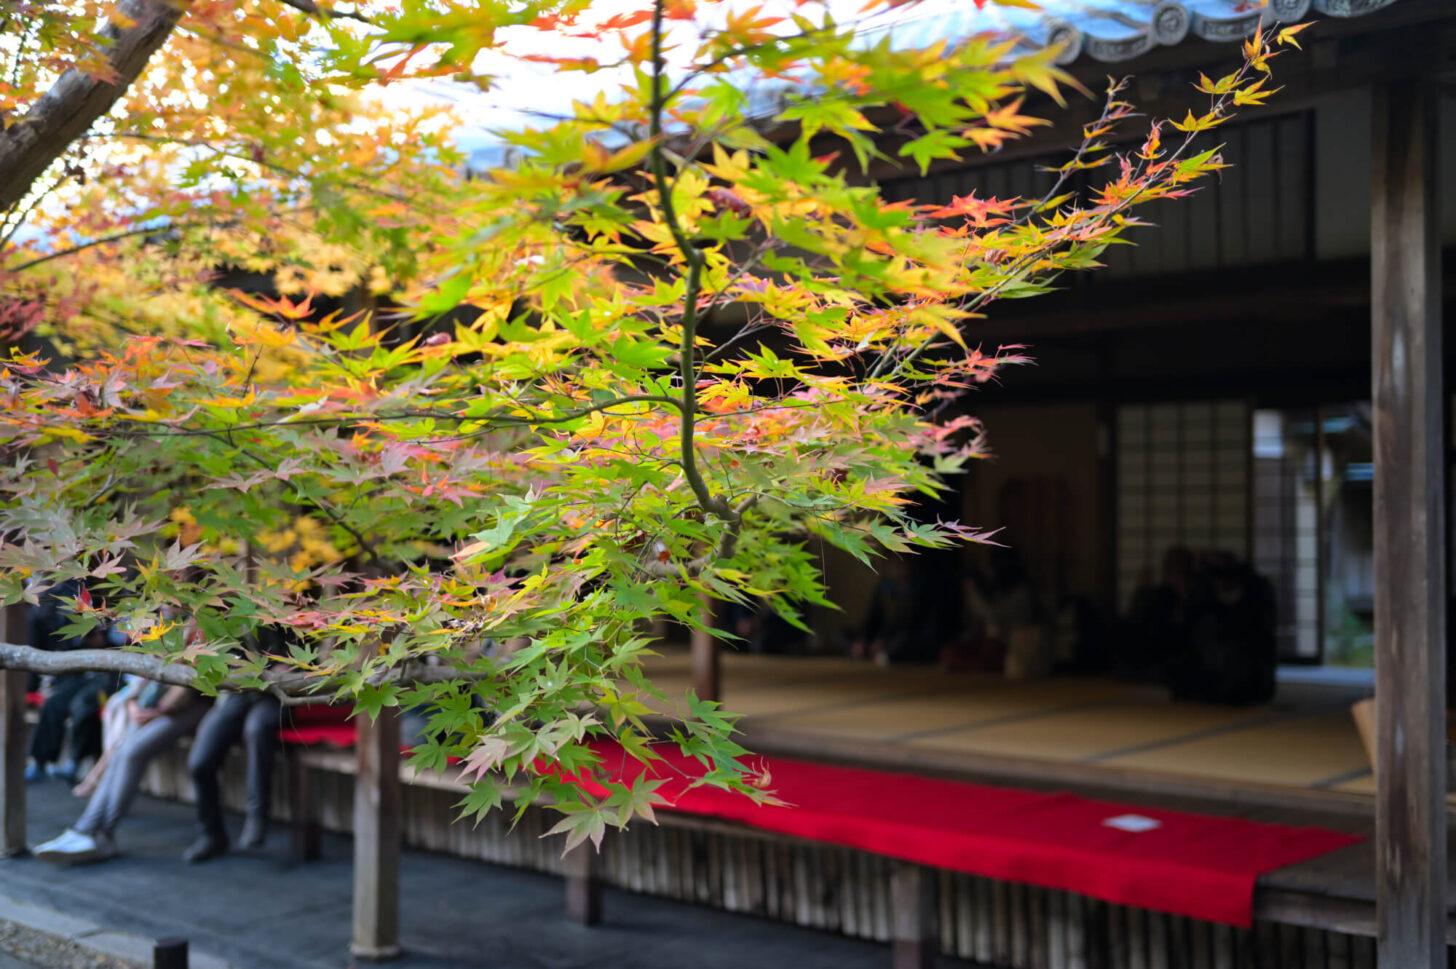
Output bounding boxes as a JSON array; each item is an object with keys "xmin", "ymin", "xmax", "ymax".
[
  {"xmin": 238, "ymin": 815, "xmax": 267, "ymax": 850},
  {"xmin": 182, "ymin": 833, "xmax": 229, "ymax": 864}
]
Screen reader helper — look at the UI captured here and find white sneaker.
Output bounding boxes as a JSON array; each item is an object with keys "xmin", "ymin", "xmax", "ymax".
[{"xmin": 34, "ymin": 829, "xmax": 115, "ymax": 865}]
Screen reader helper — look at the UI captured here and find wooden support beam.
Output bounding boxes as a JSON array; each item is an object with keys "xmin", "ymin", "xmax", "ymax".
[
  {"xmin": 691, "ymin": 593, "xmax": 720, "ymax": 704},
  {"xmin": 289, "ymin": 753, "xmax": 321, "ymax": 863},
  {"xmin": 1371, "ymin": 76, "xmax": 1445, "ymax": 969},
  {"xmin": 350, "ymin": 708, "xmax": 401, "ymax": 962},
  {"xmin": 1, "ymin": 602, "xmax": 27, "ymax": 858},
  {"xmin": 564, "ymin": 845, "xmax": 603, "ymax": 926},
  {"xmin": 890, "ymin": 864, "xmax": 936, "ymax": 969}
]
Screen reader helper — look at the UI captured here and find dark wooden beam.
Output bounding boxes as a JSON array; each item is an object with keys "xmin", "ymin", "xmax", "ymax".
[
  {"xmin": 691, "ymin": 593, "xmax": 720, "ymax": 704},
  {"xmin": 351, "ymin": 708, "xmax": 401, "ymax": 961},
  {"xmin": 1371, "ymin": 76, "xmax": 1445, "ymax": 969},
  {"xmin": 891, "ymin": 864, "xmax": 937, "ymax": 969},
  {"xmin": 0, "ymin": 603, "xmax": 25, "ymax": 858},
  {"xmin": 564, "ymin": 845, "xmax": 604, "ymax": 925},
  {"xmin": 967, "ymin": 254, "xmax": 1456, "ymax": 344}
]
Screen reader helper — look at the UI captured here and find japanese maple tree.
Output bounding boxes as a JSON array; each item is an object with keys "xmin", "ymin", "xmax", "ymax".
[{"xmin": 0, "ymin": 0, "xmax": 1304, "ymax": 844}]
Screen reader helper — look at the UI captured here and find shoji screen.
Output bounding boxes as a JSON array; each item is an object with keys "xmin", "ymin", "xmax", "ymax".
[{"xmin": 1115, "ymin": 400, "xmax": 1252, "ymax": 611}]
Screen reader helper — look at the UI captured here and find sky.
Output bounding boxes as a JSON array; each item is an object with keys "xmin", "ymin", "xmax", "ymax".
[{"xmin": 380, "ymin": 0, "xmax": 1050, "ymax": 165}]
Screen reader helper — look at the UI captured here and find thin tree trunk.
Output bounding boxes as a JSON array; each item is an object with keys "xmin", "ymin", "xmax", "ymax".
[{"xmin": 0, "ymin": 0, "xmax": 186, "ymax": 212}]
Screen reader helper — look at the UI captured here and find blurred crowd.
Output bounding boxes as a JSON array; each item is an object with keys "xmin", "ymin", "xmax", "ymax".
[{"xmin": 835, "ymin": 545, "xmax": 1279, "ymax": 706}]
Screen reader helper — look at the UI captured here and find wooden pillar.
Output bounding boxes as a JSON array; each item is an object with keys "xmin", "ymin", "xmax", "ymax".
[
  {"xmin": 564, "ymin": 845, "xmax": 603, "ymax": 925},
  {"xmin": 691, "ymin": 593, "xmax": 720, "ymax": 704},
  {"xmin": 350, "ymin": 708, "xmax": 401, "ymax": 961},
  {"xmin": 1371, "ymin": 76, "xmax": 1445, "ymax": 969},
  {"xmin": 891, "ymin": 864, "xmax": 937, "ymax": 969},
  {"xmin": 1, "ymin": 602, "xmax": 27, "ymax": 858},
  {"xmin": 289, "ymin": 752, "xmax": 321, "ymax": 863}
]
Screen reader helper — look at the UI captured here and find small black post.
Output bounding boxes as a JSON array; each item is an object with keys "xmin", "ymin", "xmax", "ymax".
[{"xmin": 154, "ymin": 936, "xmax": 188, "ymax": 969}]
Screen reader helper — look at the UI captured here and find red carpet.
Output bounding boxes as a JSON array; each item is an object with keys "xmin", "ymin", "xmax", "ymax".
[{"xmin": 577, "ymin": 741, "xmax": 1361, "ymax": 927}]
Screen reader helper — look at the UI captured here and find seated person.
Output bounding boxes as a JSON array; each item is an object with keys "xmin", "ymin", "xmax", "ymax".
[
  {"xmin": 72, "ymin": 672, "xmax": 145, "ymax": 799},
  {"xmin": 1167, "ymin": 552, "xmax": 1277, "ymax": 706},
  {"xmin": 27, "ymin": 580, "xmax": 121, "ymax": 783},
  {"xmin": 1050, "ymin": 594, "xmax": 1109, "ymax": 674},
  {"xmin": 1120, "ymin": 545, "xmax": 1198, "ymax": 679},
  {"xmin": 184, "ymin": 624, "xmax": 294, "ymax": 862},
  {"xmin": 186, "ymin": 692, "xmax": 282, "ymax": 862},
  {"xmin": 35, "ymin": 681, "xmax": 210, "ymax": 864},
  {"xmin": 851, "ymin": 554, "xmax": 942, "ymax": 665},
  {"xmin": 944, "ymin": 548, "xmax": 1040, "ymax": 674}
]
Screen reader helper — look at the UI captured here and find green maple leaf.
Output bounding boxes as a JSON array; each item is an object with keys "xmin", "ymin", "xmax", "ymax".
[{"xmin": 543, "ymin": 807, "xmax": 609, "ymax": 855}]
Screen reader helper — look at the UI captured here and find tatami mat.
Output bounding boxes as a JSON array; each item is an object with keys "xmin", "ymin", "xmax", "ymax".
[
  {"xmin": 1332, "ymin": 773, "xmax": 1376, "ymax": 795},
  {"xmin": 758, "ymin": 679, "xmax": 1147, "ymax": 737},
  {"xmin": 634, "ymin": 649, "xmax": 1378, "ymax": 797},
  {"xmin": 719, "ymin": 681, "xmax": 936, "ymax": 718},
  {"xmin": 904, "ymin": 702, "xmax": 1275, "ymax": 762},
  {"xmin": 1098, "ymin": 713, "xmax": 1370, "ymax": 787}
]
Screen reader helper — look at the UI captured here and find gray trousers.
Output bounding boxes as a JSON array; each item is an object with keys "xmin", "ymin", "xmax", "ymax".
[
  {"xmin": 188, "ymin": 694, "xmax": 281, "ymax": 839},
  {"xmin": 75, "ymin": 702, "xmax": 209, "ymax": 838}
]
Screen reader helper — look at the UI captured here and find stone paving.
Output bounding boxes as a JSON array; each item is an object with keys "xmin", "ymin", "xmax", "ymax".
[{"xmin": 0, "ymin": 780, "xmax": 939, "ymax": 969}]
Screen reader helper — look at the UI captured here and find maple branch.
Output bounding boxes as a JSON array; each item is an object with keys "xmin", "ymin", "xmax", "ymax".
[
  {"xmin": 5, "ymin": 222, "xmax": 177, "ymax": 273},
  {"xmin": 0, "ymin": 642, "xmax": 482, "ymax": 701},
  {"xmin": 0, "ymin": 173, "xmax": 66, "ymax": 249},
  {"xmin": 87, "ymin": 133, "xmax": 425, "ymax": 208},
  {"xmin": 273, "ymin": 0, "xmax": 372, "ymax": 23},
  {"xmin": 649, "ymin": 0, "xmax": 732, "ymax": 528},
  {"xmin": 98, "ymin": 395, "xmax": 686, "ymax": 441},
  {"xmin": 198, "ymin": 430, "xmax": 380, "ymax": 563},
  {"xmin": 499, "ymin": 394, "xmax": 685, "ymax": 426},
  {"xmin": 0, "ymin": 0, "xmax": 186, "ymax": 213},
  {"xmin": 0, "ymin": 643, "xmax": 201, "ymax": 690},
  {"xmin": 872, "ymin": 38, "xmax": 1268, "ymax": 386},
  {"xmin": 688, "ymin": 493, "xmax": 759, "ymax": 568}
]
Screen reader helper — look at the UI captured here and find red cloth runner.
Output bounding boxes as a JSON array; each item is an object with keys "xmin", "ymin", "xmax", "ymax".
[
  {"xmin": 577, "ymin": 741, "xmax": 1360, "ymax": 927},
  {"xmin": 271, "ymin": 715, "xmax": 1359, "ymax": 925},
  {"xmin": 278, "ymin": 703, "xmax": 356, "ymax": 748}
]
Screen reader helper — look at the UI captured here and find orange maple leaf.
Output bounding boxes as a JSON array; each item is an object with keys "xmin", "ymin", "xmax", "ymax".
[
  {"xmin": 598, "ymin": 8, "xmax": 654, "ymax": 30},
  {"xmin": 229, "ymin": 289, "xmax": 316, "ymax": 322}
]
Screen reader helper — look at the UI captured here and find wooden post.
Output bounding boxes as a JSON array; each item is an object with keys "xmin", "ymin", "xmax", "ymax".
[
  {"xmin": 1371, "ymin": 76, "xmax": 1445, "ymax": 969},
  {"xmin": 691, "ymin": 593, "xmax": 720, "ymax": 704},
  {"xmin": 152, "ymin": 937, "xmax": 188, "ymax": 969},
  {"xmin": 350, "ymin": 707, "xmax": 401, "ymax": 961},
  {"xmin": 890, "ymin": 864, "xmax": 936, "ymax": 969},
  {"xmin": 1, "ymin": 602, "xmax": 27, "ymax": 858},
  {"xmin": 289, "ymin": 752, "xmax": 321, "ymax": 862},
  {"xmin": 564, "ymin": 845, "xmax": 603, "ymax": 925}
]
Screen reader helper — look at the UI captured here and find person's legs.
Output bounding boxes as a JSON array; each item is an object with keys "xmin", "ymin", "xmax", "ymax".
[
  {"xmin": 77, "ymin": 704, "xmax": 207, "ymax": 839},
  {"xmin": 64, "ymin": 673, "xmax": 113, "ymax": 769},
  {"xmin": 29, "ymin": 675, "xmax": 86, "ymax": 772},
  {"xmin": 238, "ymin": 697, "xmax": 282, "ymax": 848},
  {"xmin": 185, "ymin": 695, "xmax": 248, "ymax": 859},
  {"xmin": 71, "ymin": 747, "xmax": 111, "ymax": 799},
  {"xmin": 74, "ymin": 696, "xmax": 133, "ymax": 797},
  {"xmin": 36, "ymin": 703, "xmax": 205, "ymax": 866}
]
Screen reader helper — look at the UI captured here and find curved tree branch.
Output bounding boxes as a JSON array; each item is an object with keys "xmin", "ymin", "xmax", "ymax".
[
  {"xmin": 0, "ymin": 643, "xmax": 199, "ymax": 688},
  {"xmin": 0, "ymin": 641, "xmax": 484, "ymax": 702},
  {"xmin": 274, "ymin": 0, "xmax": 373, "ymax": 23},
  {"xmin": 0, "ymin": 0, "xmax": 188, "ymax": 213}
]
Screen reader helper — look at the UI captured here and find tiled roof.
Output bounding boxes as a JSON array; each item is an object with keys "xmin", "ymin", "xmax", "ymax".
[
  {"xmin": 459, "ymin": 0, "xmax": 1405, "ymax": 168},
  {"xmin": 883, "ymin": 0, "xmax": 1402, "ymax": 65}
]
